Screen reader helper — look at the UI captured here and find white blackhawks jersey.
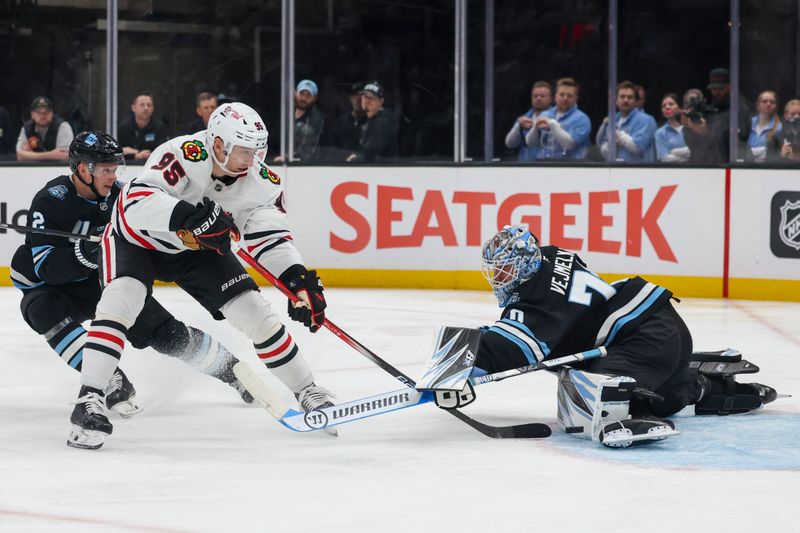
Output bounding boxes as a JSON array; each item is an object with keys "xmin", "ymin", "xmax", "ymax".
[{"xmin": 111, "ymin": 133, "xmax": 303, "ymax": 276}]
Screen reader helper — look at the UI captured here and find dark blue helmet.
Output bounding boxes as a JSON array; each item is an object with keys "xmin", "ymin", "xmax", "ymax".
[{"xmin": 69, "ymin": 131, "xmax": 125, "ymax": 174}]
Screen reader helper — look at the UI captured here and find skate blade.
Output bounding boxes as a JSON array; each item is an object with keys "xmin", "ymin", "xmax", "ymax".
[
  {"xmin": 110, "ymin": 397, "xmax": 142, "ymax": 419},
  {"xmin": 323, "ymin": 426, "xmax": 339, "ymax": 437},
  {"xmin": 67, "ymin": 425, "xmax": 107, "ymax": 450},
  {"xmin": 602, "ymin": 426, "xmax": 679, "ymax": 448}
]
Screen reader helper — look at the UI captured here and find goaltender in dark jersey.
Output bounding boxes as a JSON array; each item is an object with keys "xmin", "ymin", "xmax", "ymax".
[
  {"xmin": 11, "ymin": 176, "xmax": 119, "ymax": 289},
  {"xmin": 476, "ymin": 246, "xmax": 673, "ymax": 373}
]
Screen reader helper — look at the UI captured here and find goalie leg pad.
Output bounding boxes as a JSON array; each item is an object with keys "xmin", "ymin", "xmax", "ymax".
[
  {"xmin": 689, "ymin": 348, "xmax": 759, "ymax": 377},
  {"xmin": 434, "ymin": 382, "xmax": 476, "ymax": 409},
  {"xmin": 556, "ymin": 369, "xmax": 679, "ymax": 447},
  {"xmin": 557, "ymin": 369, "xmax": 635, "ymax": 442}
]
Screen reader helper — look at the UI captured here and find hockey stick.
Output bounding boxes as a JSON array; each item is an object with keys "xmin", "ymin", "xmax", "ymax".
[
  {"xmin": 0, "ymin": 222, "xmax": 102, "ymax": 242},
  {"xmin": 233, "ymin": 245, "xmax": 551, "ymax": 439},
  {"xmin": 470, "ymin": 347, "xmax": 607, "ymax": 385},
  {"xmin": 234, "ymin": 361, "xmax": 434, "ymax": 432},
  {"xmin": 235, "ymin": 347, "xmax": 606, "ymax": 434}
]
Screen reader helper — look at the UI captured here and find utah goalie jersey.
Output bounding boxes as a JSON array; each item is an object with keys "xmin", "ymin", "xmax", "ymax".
[{"xmin": 477, "ymin": 246, "xmax": 673, "ymax": 373}]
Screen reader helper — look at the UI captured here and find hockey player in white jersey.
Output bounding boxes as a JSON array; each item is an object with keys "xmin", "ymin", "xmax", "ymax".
[{"xmin": 68, "ymin": 103, "xmax": 334, "ymax": 449}]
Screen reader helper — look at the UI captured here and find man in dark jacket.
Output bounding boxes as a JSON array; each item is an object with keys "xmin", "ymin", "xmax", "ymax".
[
  {"xmin": 322, "ymin": 82, "xmax": 366, "ymax": 160},
  {"xmin": 346, "ymin": 81, "xmax": 398, "ymax": 163},
  {"xmin": 118, "ymin": 92, "xmax": 170, "ymax": 161}
]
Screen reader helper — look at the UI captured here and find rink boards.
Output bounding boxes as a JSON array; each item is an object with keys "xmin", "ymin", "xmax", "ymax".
[{"xmin": 0, "ymin": 165, "xmax": 797, "ymax": 301}]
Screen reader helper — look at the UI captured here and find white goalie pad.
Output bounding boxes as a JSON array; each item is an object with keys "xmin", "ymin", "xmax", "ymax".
[
  {"xmin": 416, "ymin": 327, "xmax": 482, "ymax": 391},
  {"xmin": 556, "ymin": 368, "xmax": 636, "ymax": 442},
  {"xmin": 556, "ymin": 368, "xmax": 679, "ymax": 447}
]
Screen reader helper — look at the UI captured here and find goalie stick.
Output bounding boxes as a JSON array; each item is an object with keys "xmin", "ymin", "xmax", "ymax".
[
  {"xmin": 472, "ymin": 347, "xmax": 607, "ymax": 385},
  {"xmin": 233, "ymin": 245, "xmax": 551, "ymax": 438},
  {"xmin": 234, "ymin": 347, "xmax": 606, "ymax": 433}
]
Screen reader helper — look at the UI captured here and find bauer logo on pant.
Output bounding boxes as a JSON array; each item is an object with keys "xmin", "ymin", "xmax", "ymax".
[{"xmin": 770, "ymin": 191, "xmax": 800, "ymax": 258}]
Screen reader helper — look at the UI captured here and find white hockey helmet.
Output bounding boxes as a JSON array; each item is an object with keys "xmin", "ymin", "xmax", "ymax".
[{"xmin": 206, "ymin": 102, "xmax": 269, "ymax": 172}]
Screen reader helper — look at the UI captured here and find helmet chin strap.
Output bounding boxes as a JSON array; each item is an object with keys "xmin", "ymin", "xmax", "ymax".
[
  {"xmin": 210, "ymin": 142, "xmax": 240, "ymax": 177},
  {"xmin": 75, "ymin": 164, "xmax": 103, "ymax": 199}
]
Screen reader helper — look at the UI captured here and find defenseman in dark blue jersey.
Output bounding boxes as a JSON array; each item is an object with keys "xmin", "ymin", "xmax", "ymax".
[
  {"xmin": 10, "ymin": 132, "xmax": 252, "ymax": 436},
  {"xmin": 473, "ymin": 225, "xmax": 779, "ymax": 447}
]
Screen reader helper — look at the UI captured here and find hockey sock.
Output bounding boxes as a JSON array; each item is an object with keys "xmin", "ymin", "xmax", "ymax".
[
  {"xmin": 174, "ymin": 326, "xmax": 239, "ymax": 382},
  {"xmin": 254, "ymin": 325, "xmax": 312, "ymax": 393},
  {"xmin": 81, "ymin": 320, "xmax": 128, "ymax": 391},
  {"xmin": 43, "ymin": 318, "xmax": 87, "ymax": 370}
]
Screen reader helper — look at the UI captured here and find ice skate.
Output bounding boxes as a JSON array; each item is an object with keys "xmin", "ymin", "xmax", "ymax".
[
  {"xmin": 296, "ymin": 383, "xmax": 338, "ymax": 437},
  {"xmin": 599, "ymin": 417, "xmax": 679, "ymax": 448},
  {"xmin": 67, "ymin": 386, "xmax": 113, "ymax": 450},
  {"xmin": 694, "ymin": 375, "xmax": 781, "ymax": 415},
  {"xmin": 105, "ymin": 368, "xmax": 141, "ymax": 418}
]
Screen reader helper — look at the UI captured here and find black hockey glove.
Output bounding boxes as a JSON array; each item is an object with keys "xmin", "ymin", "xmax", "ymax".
[
  {"xmin": 281, "ymin": 266, "xmax": 327, "ymax": 333},
  {"xmin": 178, "ymin": 197, "xmax": 240, "ymax": 255},
  {"xmin": 73, "ymin": 225, "xmax": 106, "ymax": 270}
]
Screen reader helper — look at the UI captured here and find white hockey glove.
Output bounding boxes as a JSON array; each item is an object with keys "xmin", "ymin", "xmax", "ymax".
[{"xmin": 434, "ymin": 382, "xmax": 476, "ymax": 410}]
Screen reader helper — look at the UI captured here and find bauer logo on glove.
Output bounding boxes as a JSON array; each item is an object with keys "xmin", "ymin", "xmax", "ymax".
[{"xmin": 177, "ymin": 197, "xmax": 240, "ymax": 254}]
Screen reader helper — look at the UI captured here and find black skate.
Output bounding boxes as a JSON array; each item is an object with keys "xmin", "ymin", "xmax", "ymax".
[
  {"xmin": 296, "ymin": 383, "xmax": 338, "ymax": 437},
  {"xmin": 67, "ymin": 386, "xmax": 113, "ymax": 450},
  {"xmin": 690, "ymin": 348, "xmax": 783, "ymax": 415},
  {"xmin": 105, "ymin": 368, "xmax": 141, "ymax": 418},
  {"xmin": 599, "ymin": 417, "xmax": 679, "ymax": 448},
  {"xmin": 695, "ymin": 375, "xmax": 779, "ymax": 415}
]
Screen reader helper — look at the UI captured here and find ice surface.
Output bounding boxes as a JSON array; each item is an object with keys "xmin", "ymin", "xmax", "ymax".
[{"xmin": 0, "ymin": 287, "xmax": 798, "ymax": 532}]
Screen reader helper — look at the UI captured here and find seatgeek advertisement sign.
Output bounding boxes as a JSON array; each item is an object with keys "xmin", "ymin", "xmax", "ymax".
[
  {"xmin": 285, "ymin": 166, "xmax": 725, "ymax": 278},
  {"xmin": 1, "ymin": 165, "xmax": 797, "ymax": 299}
]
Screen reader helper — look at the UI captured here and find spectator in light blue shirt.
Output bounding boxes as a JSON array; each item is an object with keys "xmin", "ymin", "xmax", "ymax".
[
  {"xmin": 525, "ymin": 77, "xmax": 591, "ymax": 160},
  {"xmin": 504, "ymin": 81, "xmax": 553, "ymax": 161},
  {"xmin": 747, "ymin": 90, "xmax": 781, "ymax": 163},
  {"xmin": 596, "ymin": 81, "xmax": 657, "ymax": 162},
  {"xmin": 655, "ymin": 93, "xmax": 691, "ymax": 163}
]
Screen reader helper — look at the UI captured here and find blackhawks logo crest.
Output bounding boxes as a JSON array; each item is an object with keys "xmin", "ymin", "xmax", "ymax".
[
  {"xmin": 181, "ymin": 140, "xmax": 208, "ymax": 162},
  {"xmin": 259, "ymin": 164, "xmax": 281, "ymax": 184}
]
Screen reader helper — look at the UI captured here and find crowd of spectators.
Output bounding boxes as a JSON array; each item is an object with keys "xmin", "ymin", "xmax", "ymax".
[
  {"xmin": 280, "ymin": 79, "xmax": 399, "ymax": 163},
  {"xmin": 505, "ymin": 67, "xmax": 800, "ymax": 165},
  {"xmin": 4, "ymin": 67, "xmax": 799, "ymax": 166},
  {"xmin": 1, "ymin": 79, "xmax": 401, "ymax": 165}
]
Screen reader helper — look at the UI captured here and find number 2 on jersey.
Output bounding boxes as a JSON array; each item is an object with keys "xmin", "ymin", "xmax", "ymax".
[{"xmin": 151, "ymin": 152, "xmax": 186, "ymax": 186}]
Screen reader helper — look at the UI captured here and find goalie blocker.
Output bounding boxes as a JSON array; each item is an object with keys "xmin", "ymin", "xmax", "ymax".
[{"xmin": 416, "ymin": 326, "xmax": 482, "ymax": 409}]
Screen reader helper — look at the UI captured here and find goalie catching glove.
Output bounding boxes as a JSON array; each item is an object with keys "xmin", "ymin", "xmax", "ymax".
[
  {"xmin": 176, "ymin": 197, "xmax": 239, "ymax": 254},
  {"xmin": 280, "ymin": 265, "xmax": 327, "ymax": 332}
]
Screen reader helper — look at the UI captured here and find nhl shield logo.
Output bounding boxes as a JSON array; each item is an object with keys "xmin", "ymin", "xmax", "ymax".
[
  {"xmin": 771, "ymin": 191, "xmax": 800, "ymax": 258},
  {"xmin": 779, "ymin": 200, "xmax": 800, "ymax": 251}
]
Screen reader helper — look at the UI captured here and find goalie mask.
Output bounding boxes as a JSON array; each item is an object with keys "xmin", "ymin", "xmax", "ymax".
[
  {"xmin": 481, "ymin": 225, "xmax": 542, "ymax": 307},
  {"xmin": 206, "ymin": 102, "xmax": 269, "ymax": 176}
]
